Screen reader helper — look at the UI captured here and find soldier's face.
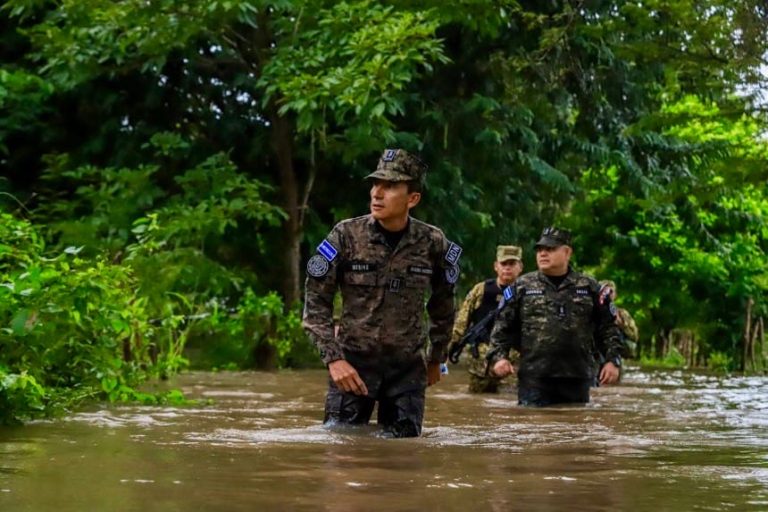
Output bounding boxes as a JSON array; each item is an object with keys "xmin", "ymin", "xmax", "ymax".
[
  {"xmin": 494, "ymin": 260, "xmax": 523, "ymax": 285},
  {"xmin": 535, "ymin": 245, "xmax": 572, "ymax": 275},
  {"xmin": 370, "ymin": 179, "xmax": 421, "ymax": 222}
]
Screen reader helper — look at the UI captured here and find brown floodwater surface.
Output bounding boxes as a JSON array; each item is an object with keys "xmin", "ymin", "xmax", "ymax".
[{"xmin": 1, "ymin": 366, "xmax": 767, "ymax": 511}]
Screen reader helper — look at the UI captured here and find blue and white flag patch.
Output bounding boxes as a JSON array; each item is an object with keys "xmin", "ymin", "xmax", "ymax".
[
  {"xmin": 445, "ymin": 242, "xmax": 462, "ymax": 265},
  {"xmin": 503, "ymin": 286, "xmax": 514, "ymax": 301},
  {"xmin": 317, "ymin": 239, "xmax": 338, "ymax": 262}
]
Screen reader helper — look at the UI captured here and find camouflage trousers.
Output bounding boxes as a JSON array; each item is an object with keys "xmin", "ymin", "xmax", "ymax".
[
  {"xmin": 323, "ymin": 355, "xmax": 426, "ymax": 438},
  {"xmin": 467, "ymin": 344, "xmax": 505, "ymax": 394}
]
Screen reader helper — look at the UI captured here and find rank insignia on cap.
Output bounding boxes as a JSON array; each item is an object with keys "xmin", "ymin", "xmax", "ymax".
[
  {"xmin": 382, "ymin": 149, "xmax": 398, "ymax": 162},
  {"xmin": 445, "ymin": 242, "xmax": 462, "ymax": 265},
  {"xmin": 445, "ymin": 264, "xmax": 460, "ymax": 284},
  {"xmin": 307, "ymin": 255, "xmax": 330, "ymax": 278},
  {"xmin": 317, "ymin": 239, "xmax": 338, "ymax": 262}
]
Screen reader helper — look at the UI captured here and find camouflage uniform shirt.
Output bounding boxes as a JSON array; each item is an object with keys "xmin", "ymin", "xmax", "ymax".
[
  {"xmin": 488, "ymin": 270, "xmax": 623, "ymax": 379},
  {"xmin": 303, "ymin": 215, "xmax": 458, "ymax": 366}
]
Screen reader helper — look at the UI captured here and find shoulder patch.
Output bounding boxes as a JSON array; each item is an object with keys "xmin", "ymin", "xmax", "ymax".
[
  {"xmin": 503, "ymin": 286, "xmax": 514, "ymax": 302},
  {"xmin": 307, "ymin": 255, "xmax": 330, "ymax": 277},
  {"xmin": 445, "ymin": 241, "xmax": 462, "ymax": 265},
  {"xmin": 317, "ymin": 239, "xmax": 338, "ymax": 262},
  {"xmin": 445, "ymin": 264, "xmax": 460, "ymax": 284}
]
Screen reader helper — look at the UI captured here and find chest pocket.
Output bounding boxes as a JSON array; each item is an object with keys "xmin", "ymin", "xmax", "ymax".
[
  {"xmin": 343, "ymin": 272, "xmax": 378, "ymax": 287},
  {"xmin": 405, "ymin": 274, "xmax": 431, "ymax": 290}
]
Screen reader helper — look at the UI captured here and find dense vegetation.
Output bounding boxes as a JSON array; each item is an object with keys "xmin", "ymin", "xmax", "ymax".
[{"xmin": 1, "ymin": 0, "xmax": 766, "ymax": 423}]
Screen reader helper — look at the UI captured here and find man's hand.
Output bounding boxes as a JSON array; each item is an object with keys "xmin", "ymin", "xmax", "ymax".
[
  {"xmin": 599, "ymin": 361, "xmax": 620, "ymax": 385},
  {"xmin": 492, "ymin": 359, "xmax": 515, "ymax": 378},
  {"xmin": 427, "ymin": 361, "xmax": 441, "ymax": 386},
  {"xmin": 328, "ymin": 360, "xmax": 368, "ymax": 396}
]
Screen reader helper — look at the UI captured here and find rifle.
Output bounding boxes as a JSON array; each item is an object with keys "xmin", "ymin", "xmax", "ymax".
[{"xmin": 447, "ymin": 308, "xmax": 499, "ymax": 364}]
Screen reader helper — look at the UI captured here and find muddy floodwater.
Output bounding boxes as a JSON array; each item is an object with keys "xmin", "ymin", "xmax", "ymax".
[{"xmin": 1, "ymin": 366, "xmax": 767, "ymax": 511}]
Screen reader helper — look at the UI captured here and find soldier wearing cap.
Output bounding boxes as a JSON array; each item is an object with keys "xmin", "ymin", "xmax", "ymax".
[
  {"xmin": 447, "ymin": 245, "xmax": 524, "ymax": 393},
  {"xmin": 487, "ymin": 227, "xmax": 623, "ymax": 406},
  {"xmin": 303, "ymin": 148, "xmax": 458, "ymax": 437}
]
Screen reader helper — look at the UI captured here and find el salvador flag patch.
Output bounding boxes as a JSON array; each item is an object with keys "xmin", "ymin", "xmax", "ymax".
[
  {"xmin": 503, "ymin": 286, "xmax": 514, "ymax": 301},
  {"xmin": 317, "ymin": 239, "xmax": 338, "ymax": 262}
]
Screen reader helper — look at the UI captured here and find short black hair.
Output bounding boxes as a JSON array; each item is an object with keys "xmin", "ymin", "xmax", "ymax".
[{"xmin": 406, "ymin": 180, "xmax": 423, "ymax": 194}]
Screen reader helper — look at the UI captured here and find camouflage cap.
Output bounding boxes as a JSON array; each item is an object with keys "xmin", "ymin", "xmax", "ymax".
[
  {"xmin": 534, "ymin": 226, "xmax": 572, "ymax": 248},
  {"xmin": 365, "ymin": 149, "xmax": 427, "ymax": 183},
  {"xmin": 496, "ymin": 245, "xmax": 522, "ymax": 262}
]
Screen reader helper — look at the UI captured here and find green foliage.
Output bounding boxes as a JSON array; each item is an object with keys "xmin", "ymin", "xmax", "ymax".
[
  {"xmin": 0, "ymin": 212, "xmax": 159, "ymax": 424},
  {"xmin": 640, "ymin": 346, "xmax": 687, "ymax": 369},
  {"xmin": 707, "ymin": 351, "xmax": 733, "ymax": 373}
]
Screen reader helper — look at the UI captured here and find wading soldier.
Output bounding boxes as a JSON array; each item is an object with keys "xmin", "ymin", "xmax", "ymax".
[
  {"xmin": 303, "ymin": 149, "xmax": 458, "ymax": 437},
  {"xmin": 488, "ymin": 227, "xmax": 623, "ymax": 406},
  {"xmin": 448, "ymin": 245, "xmax": 523, "ymax": 393}
]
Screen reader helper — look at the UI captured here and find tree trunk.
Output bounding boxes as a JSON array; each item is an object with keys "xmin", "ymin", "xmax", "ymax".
[
  {"xmin": 743, "ymin": 297, "xmax": 754, "ymax": 372},
  {"xmin": 270, "ymin": 112, "xmax": 302, "ymax": 308}
]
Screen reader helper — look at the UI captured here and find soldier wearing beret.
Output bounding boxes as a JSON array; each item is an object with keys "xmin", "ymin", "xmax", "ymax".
[
  {"xmin": 302, "ymin": 149, "xmax": 458, "ymax": 437},
  {"xmin": 448, "ymin": 245, "xmax": 524, "ymax": 393},
  {"xmin": 488, "ymin": 227, "xmax": 623, "ymax": 406}
]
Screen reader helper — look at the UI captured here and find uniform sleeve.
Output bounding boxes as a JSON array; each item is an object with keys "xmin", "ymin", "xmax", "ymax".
[
  {"xmin": 426, "ymin": 236, "xmax": 458, "ymax": 363},
  {"xmin": 449, "ymin": 283, "xmax": 483, "ymax": 345},
  {"xmin": 302, "ymin": 227, "xmax": 345, "ymax": 365},
  {"xmin": 487, "ymin": 287, "xmax": 520, "ymax": 365},
  {"xmin": 593, "ymin": 287, "xmax": 624, "ymax": 362}
]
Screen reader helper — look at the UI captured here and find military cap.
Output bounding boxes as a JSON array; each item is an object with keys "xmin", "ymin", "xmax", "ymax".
[
  {"xmin": 365, "ymin": 149, "xmax": 427, "ymax": 183},
  {"xmin": 534, "ymin": 226, "xmax": 572, "ymax": 248},
  {"xmin": 496, "ymin": 245, "xmax": 522, "ymax": 262}
]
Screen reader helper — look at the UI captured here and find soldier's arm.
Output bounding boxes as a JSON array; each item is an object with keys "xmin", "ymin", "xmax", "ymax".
[
  {"xmin": 449, "ymin": 283, "xmax": 483, "ymax": 345},
  {"xmin": 302, "ymin": 228, "xmax": 345, "ymax": 365},
  {"xmin": 426, "ymin": 238, "xmax": 460, "ymax": 364},
  {"xmin": 620, "ymin": 309, "xmax": 639, "ymax": 342},
  {"xmin": 487, "ymin": 287, "xmax": 520, "ymax": 365}
]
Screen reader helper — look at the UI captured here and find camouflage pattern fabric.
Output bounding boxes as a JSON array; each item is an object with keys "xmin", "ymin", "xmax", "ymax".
[
  {"xmin": 488, "ymin": 270, "xmax": 623, "ymax": 380},
  {"xmin": 365, "ymin": 149, "xmax": 427, "ymax": 183},
  {"xmin": 303, "ymin": 214, "xmax": 457, "ymax": 367},
  {"xmin": 616, "ymin": 307, "xmax": 638, "ymax": 357}
]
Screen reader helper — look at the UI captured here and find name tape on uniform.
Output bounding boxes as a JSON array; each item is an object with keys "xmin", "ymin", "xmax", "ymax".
[
  {"xmin": 407, "ymin": 265, "xmax": 433, "ymax": 276},
  {"xmin": 317, "ymin": 239, "xmax": 338, "ymax": 262},
  {"xmin": 525, "ymin": 289, "xmax": 544, "ymax": 296},
  {"xmin": 576, "ymin": 288, "xmax": 590, "ymax": 296}
]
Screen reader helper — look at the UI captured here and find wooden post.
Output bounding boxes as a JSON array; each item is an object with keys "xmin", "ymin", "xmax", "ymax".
[{"xmin": 743, "ymin": 298, "xmax": 753, "ymax": 372}]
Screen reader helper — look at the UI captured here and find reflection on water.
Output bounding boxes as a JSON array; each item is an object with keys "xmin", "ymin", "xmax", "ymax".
[{"xmin": 1, "ymin": 366, "xmax": 767, "ymax": 511}]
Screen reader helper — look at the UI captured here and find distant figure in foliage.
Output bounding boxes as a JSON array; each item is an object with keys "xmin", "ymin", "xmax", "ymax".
[
  {"xmin": 302, "ymin": 149, "xmax": 457, "ymax": 437},
  {"xmin": 598, "ymin": 279, "xmax": 638, "ymax": 358}
]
